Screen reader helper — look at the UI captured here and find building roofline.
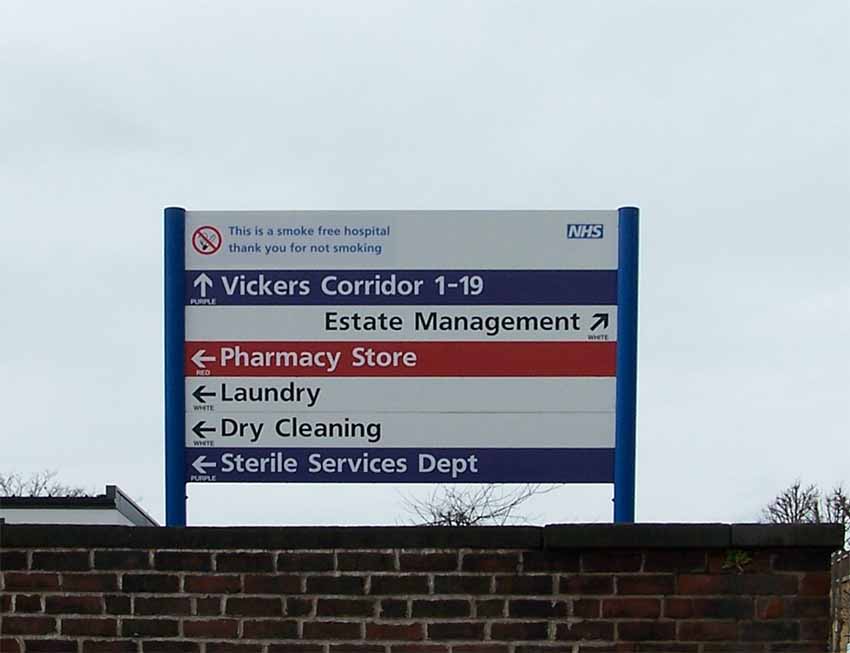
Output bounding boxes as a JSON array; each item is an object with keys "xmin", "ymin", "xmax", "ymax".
[{"xmin": 0, "ymin": 485, "xmax": 158, "ymax": 526}]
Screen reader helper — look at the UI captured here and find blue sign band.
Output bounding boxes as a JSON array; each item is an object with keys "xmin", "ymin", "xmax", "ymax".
[
  {"xmin": 165, "ymin": 207, "xmax": 188, "ymax": 527},
  {"xmin": 614, "ymin": 207, "xmax": 639, "ymax": 523},
  {"xmin": 184, "ymin": 447, "xmax": 615, "ymax": 483},
  {"xmin": 185, "ymin": 269, "xmax": 617, "ymax": 306}
]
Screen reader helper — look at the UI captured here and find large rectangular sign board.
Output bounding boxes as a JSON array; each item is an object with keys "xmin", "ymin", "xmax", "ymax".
[{"xmin": 164, "ymin": 209, "xmax": 639, "ymax": 526}]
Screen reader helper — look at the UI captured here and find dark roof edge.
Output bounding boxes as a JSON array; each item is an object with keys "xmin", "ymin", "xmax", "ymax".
[
  {"xmin": 107, "ymin": 486, "xmax": 159, "ymax": 527},
  {"xmin": 0, "ymin": 486, "xmax": 158, "ymax": 527},
  {"xmin": 0, "ymin": 523, "xmax": 843, "ymax": 550}
]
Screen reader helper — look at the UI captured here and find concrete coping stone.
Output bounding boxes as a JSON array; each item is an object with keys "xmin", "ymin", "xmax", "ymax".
[{"xmin": 0, "ymin": 523, "xmax": 844, "ymax": 550}]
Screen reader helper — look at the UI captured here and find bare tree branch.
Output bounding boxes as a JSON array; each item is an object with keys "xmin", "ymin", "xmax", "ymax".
[
  {"xmin": 762, "ymin": 480, "xmax": 849, "ymax": 549},
  {"xmin": 0, "ymin": 470, "xmax": 89, "ymax": 497},
  {"xmin": 400, "ymin": 484, "xmax": 562, "ymax": 526}
]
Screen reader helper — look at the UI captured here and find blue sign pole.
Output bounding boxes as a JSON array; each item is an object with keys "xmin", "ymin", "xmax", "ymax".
[
  {"xmin": 614, "ymin": 206, "xmax": 639, "ymax": 523},
  {"xmin": 164, "ymin": 207, "xmax": 187, "ymax": 526}
]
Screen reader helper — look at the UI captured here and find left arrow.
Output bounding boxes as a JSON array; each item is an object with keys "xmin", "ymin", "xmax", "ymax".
[
  {"xmin": 192, "ymin": 385, "xmax": 216, "ymax": 404},
  {"xmin": 191, "ymin": 456, "xmax": 216, "ymax": 475},
  {"xmin": 192, "ymin": 421, "xmax": 216, "ymax": 439},
  {"xmin": 193, "ymin": 273, "xmax": 213, "ymax": 298},
  {"xmin": 191, "ymin": 349, "xmax": 216, "ymax": 369}
]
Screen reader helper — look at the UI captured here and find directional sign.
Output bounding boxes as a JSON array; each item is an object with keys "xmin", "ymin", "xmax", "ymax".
[{"xmin": 165, "ymin": 209, "xmax": 639, "ymax": 526}]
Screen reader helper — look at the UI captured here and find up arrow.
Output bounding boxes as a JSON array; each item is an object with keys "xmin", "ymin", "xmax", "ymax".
[
  {"xmin": 192, "ymin": 421, "xmax": 216, "ymax": 439},
  {"xmin": 193, "ymin": 273, "xmax": 213, "ymax": 298},
  {"xmin": 191, "ymin": 349, "xmax": 216, "ymax": 369},
  {"xmin": 191, "ymin": 456, "xmax": 216, "ymax": 475},
  {"xmin": 192, "ymin": 385, "xmax": 216, "ymax": 404},
  {"xmin": 590, "ymin": 313, "xmax": 610, "ymax": 331}
]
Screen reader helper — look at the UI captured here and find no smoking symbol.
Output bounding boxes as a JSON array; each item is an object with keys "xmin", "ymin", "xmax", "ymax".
[{"xmin": 192, "ymin": 226, "xmax": 222, "ymax": 255}]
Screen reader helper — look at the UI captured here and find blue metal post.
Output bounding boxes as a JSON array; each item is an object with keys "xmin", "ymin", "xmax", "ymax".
[
  {"xmin": 614, "ymin": 206, "xmax": 639, "ymax": 523},
  {"xmin": 164, "ymin": 207, "xmax": 187, "ymax": 526}
]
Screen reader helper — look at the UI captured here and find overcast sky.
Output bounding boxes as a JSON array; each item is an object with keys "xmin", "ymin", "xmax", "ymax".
[{"xmin": 1, "ymin": 1, "xmax": 847, "ymax": 526}]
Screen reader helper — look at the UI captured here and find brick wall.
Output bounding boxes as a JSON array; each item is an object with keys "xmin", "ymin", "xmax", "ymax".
[{"xmin": 0, "ymin": 523, "xmax": 843, "ymax": 653}]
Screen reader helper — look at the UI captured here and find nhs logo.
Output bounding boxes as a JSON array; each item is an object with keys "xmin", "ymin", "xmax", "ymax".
[{"xmin": 566, "ymin": 224, "xmax": 604, "ymax": 239}]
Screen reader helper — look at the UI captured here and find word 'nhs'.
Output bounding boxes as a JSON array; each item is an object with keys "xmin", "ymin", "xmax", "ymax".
[{"xmin": 566, "ymin": 224, "xmax": 604, "ymax": 239}]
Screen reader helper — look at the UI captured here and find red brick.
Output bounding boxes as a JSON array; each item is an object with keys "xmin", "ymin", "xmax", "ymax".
[
  {"xmin": 707, "ymin": 550, "xmax": 772, "ymax": 574},
  {"xmin": 690, "ymin": 597, "xmax": 753, "ymax": 619},
  {"xmin": 617, "ymin": 574, "xmax": 675, "ymax": 595},
  {"xmin": 338, "ymin": 552, "xmax": 395, "ymax": 571},
  {"xmin": 380, "ymin": 599, "xmax": 408, "ymax": 618},
  {"xmin": 559, "ymin": 575, "xmax": 614, "ymax": 595},
  {"xmin": 772, "ymin": 549, "xmax": 832, "ymax": 572},
  {"xmin": 306, "ymin": 576, "xmax": 364, "ymax": 595},
  {"xmin": 317, "ymin": 598, "xmax": 375, "ymax": 617},
  {"xmin": 225, "ymin": 597, "xmax": 282, "ymax": 617},
  {"xmin": 216, "ymin": 552, "xmax": 274, "ymax": 572},
  {"xmin": 365, "ymin": 623, "xmax": 424, "ymax": 640},
  {"xmin": 798, "ymin": 572, "xmax": 830, "ymax": 596},
  {"xmin": 134, "ymin": 597, "xmax": 192, "ymax": 615},
  {"xmin": 142, "ymin": 643, "xmax": 200, "ymax": 653},
  {"xmin": 195, "ymin": 597, "xmax": 221, "ymax": 616},
  {"xmin": 799, "ymin": 618, "xmax": 830, "ymax": 641},
  {"xmin": 663, "ymin": 598, "xmax": 692, "ymax": 618},
  {"xmin": 508, "ymin": 599, "xmax": 567, "ymax": 618},
  {"xmin": 602, "ymin": 598, "xmax": 660, "ymax": 618},
  {"xmin": 32, "ymin": 551, "xmax": 90, "ymax": 571},
  {"xmin": 277, "ymin": 553, "xmax": 334, "ymax": 572},
  {"xmin": 0, "ymin": 595, "xmax": 10, "ymax": 612},
  {"xmin": 522, "ymin": 551, "xmax": 580, "ymax": 572},
  {"xmin": 82, "ymin": 641, "xmax": 138, "ymax": 653},
  {"xmin": 369, "ymin": 575, "xmax": 428, "ymax": 595},
  {"xmin": 573, "ymin": 598, "xmax": 600, "ymax": 618},
  {"xmin": 21, "ymin": 641, "xmax": 78, "ymax": 652},
  {"xmin": 756, "ymin": 596, "xmax": 784, "ymax": 619},
  {"xmin": 62, "ymin": 573, "xmax": 118, "ymax": 592},
  {"xmin": 399, "ymin": 553, "xmax": 458, "ymax": 572},
  {"xmin": 243, "ymin": 574, "xmax": 301, "ymax": 594},
  {"xmin": 581, "ymin": 551, "xmax": 642, "ymax": 572},
  {"xmin": 105, "ymin": 595, "xmax": 131, "ymax": 614},
  {"xmin": 154, "ymin": 552, "xmax": 212, "ymax": 572},
  {"xmin": 644, "ymin": 550, "xmax": 707, "ymax": 573},
  {"xmin": 433, "ymin": 575, "xmax": 490, "ymax": 594},
  {"xmin": 182, "ymin": 619, "xmax": 239, "ymax": 639},
  {"xmin": 618, "ymin": 621, "xmax": 676, "ymax": 641},
  {"xmin": 494, "ymin": 575, "xmax": 552, "ymax": 595},
  {"xmin": 13, "ymin": 594, "xmax": 41, "ymax": 612},
  {"xmin": 121, "ymin": 619, "xmax": 180, "ymax": 638},
  {"xmin": 427, "ymin": 622, "xmax": 485, "ymax": 640},
  {"xmin": 303, "ymin": 621, "xmax": 362, "ymax": 639},
  {"xmin": 94, "ymin": 550, "xmax": 150, "ymax": 570},
  {"xmin": 267, "ymin": 647, "xmax": 323, "ymax": 653},
  {"xmin": 784, "ymin": 596, "xmax": 829, "ymax": 618},
  {"xmin": 327, "ymin": 647, "xmax": 383, "ymax": 653},
  {"xmin": 678, "ymin": 621, "xmax": 737, "ymax": 641},
  {"xmin": 0, "ymin": 641, "xmax": 19, "ymax": 653},
  {"xmin": 0, "ymin": 616, "xmax": 56, "ymax": 635},
  {"xmin": 206, "ymin": 645, "xmax": 262, "ymax": 653},
  {"xmin": 184, "ymin": 574, "xmax": 241, "ymax": 594},
  {"xmin": 0, "ymin": 551, "xmax": 28, "ymax": 570},
  {"xmin": 242, "ymin": 619, "xmax": 299, "ymax": 639},
  {"xmin": 453, "ymin": 647, "xmax": 509, "ymax": 653},
  {"xmin": 738, "ymin": 620, "xmax": 799, "ymax": 641},
  {"xmin": 45, "ymin": 595, "xmax": 102, "ymax": 614},
  {"xmin": 61, "ymin": 617, "xmax": 118, "ymax": 636},
  {"xmin": 475, "ymin": 599, "xmax": 504, "ymax": 617},
  {"xmin": 3, "ymin": 573, "xmax": 60, "ymax": 591},
  {"xmin": 412, "ymin": 600, "xmax": 470, "ymax": 618},
  {"xmin": 555, "ymin": 621, "xmax": 615, "ymax": 641},
  {"xmin": 286, "ymin": 597, "xmax": 313, "ymax": 616},
  {"xmin": 122, "ymin": 574, "xmax": 179, "ymax": 593},
  {"xmin": 461, "ymin": 554, "xmax": 519, "ymax": 573},
  {"xmin": 491, "ymin": 621, "xmax": 549, "ymax": 640}
]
